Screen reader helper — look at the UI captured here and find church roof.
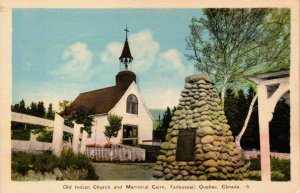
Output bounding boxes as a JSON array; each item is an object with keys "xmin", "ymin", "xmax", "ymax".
[{"xmin": 71, "ymin": 85, "xmax": 128, "ymax": 115}]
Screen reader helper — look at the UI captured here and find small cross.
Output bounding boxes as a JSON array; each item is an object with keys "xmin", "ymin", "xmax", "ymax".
[{"xmin": 124, "ymin": 25, "xmax": 129, "ymax": 39}]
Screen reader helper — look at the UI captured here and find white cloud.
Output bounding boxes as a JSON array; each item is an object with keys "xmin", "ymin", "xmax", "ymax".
[
  {"xmin": 142, "ymin": 87, "xmax": 182, "ymax": 109},
  {"xmin": 99, "ymin": 29, "xmax": 160, "ymax": 72},
  {"xmin": 50, "ymin": 42, "xmax": 94, "ymax": 80},
  {"xmin": 157, "ymin": 48, "xmax": 193, "ymax": 76},
  {"xmin": 100, "ymin": 42, "xmax": 122, "ymax": 64},
  {"xmin": 139, "ymin": 48, "xmax": 194, "ymax": 109},
  {"xmin": 130, "ymin": 29, "xmax": 160, "ymax": 71}
]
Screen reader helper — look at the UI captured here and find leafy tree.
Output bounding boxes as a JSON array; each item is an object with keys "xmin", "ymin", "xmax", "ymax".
[
  {"xmin": 186, "ymin": 8, "xmax": 290, "ymax": 108},
  {"xmin": 73, "ymin": 106, "xmax": 95, "ymax": 134},
  {"xmin": 104, "ymin": 114, "xmax": 123, "ymax": 143},
  {"xmin": 59, "ymin": 100, "xmax": 72, "ymax": 112},
  {"xmin": 59, "ymin": 99, "xmax": 95, "ymax": 134}
]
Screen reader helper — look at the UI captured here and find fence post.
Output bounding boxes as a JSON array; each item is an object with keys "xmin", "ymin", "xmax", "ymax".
[
  {"xmin": 72, "ymin": 123, "xmax": 82, "ymax": 154},
  {"xmin": 52, "ymin": 113, "xmax": 64, "ymax": 156},
  {"xmin": 80, "ymin": 130, "xmax": 88, "ymax": 154}
]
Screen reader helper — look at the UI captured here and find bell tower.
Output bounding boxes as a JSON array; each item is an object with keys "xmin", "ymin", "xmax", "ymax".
[
  {"xmin": 119, "ymin": 25, "xmax": 133, "ymax": 70},
  {"xmin": 116, "ymin": 25, "xmax": 136, "ymax": 90}
]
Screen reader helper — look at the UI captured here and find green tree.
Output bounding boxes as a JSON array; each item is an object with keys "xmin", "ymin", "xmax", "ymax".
[
  {"xmin": 59, "ymin": 100, "xmax": 94, "ymax": 134},
  {"xmin": 29, "ymin": 102, "xmax": 38, "ymax": 116},
  {"xmin": 269, "ymin": 99, "xmax": 290, "ymax": 153},
  {"xmin": 104, "ymin": 114, "xmax": 123, "ymax": 143},
  {"xmin": 73, "ymin": 106, "xmax": 95, "ymax": 134},
  {"xmin": 37, "ymin": 101, "xmax": 46, "ymax": 117},
  {"xmin": 153, "ymin": 107, "xmax": 172, "ymax": 142},
  {"xmin": 46, "ymin": 103, "xmax": 55, "ymax": 120},
  {"xmin": 186, "ymin": 8, "xmax": 290, "ymax": 108},
  {"xmin": 59, "ymin": 100, "xmax": 72, "ymax": 112},
  {"xmin": 224, "ymin": 89, "xmax": 239, "ymax": 135},
  {"xmin": 223, "ymin": 88, "xmax": 260, "ymax": 150},
  {"xmin": 19, "ymin": 99, "xmax": 26, "ymax": 113}
]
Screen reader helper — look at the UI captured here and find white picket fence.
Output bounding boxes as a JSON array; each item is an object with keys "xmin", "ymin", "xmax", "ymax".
[
  {"xmin": 85, "ymin": 144, "xmax": 146, "ymax": 161},
  {"xmin": 244, "ymin": 150, "xmax": 290, "ymax": 160},
  {"xmin": 11, "ymin": 112, "xmax": 87, "ymax": 156}
]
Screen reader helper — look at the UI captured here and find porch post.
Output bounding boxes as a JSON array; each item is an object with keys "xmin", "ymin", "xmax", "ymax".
[
  {"xmin": 80, "ymin": 130, "xmax": 88, "ymax": 154},
  {"xmin": 52, "ymin": 113, "xmax": 64, "ymax": 156},
  {"xmin": 257, "ymin": 84, "xmax": 271, "ymax": 182},
  {"xmin": 72, "ymin": 123, "xmax": 82, "ymax": 154}
]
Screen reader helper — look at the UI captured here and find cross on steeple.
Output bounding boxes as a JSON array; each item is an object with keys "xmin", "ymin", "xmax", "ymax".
[{"xmin": 124, "ymin": 25, "xmax": 129, "ymax": 40}]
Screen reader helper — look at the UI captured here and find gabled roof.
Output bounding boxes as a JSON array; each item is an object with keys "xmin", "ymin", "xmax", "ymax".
[{"xmin": 71, "ymin": 85, "xmax": 128, "ymax": 115}]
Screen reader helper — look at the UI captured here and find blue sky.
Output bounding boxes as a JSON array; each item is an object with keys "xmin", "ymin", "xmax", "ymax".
[{"xmin": 13, "ymin": 9, "xmax": 203, "ymax": 110}]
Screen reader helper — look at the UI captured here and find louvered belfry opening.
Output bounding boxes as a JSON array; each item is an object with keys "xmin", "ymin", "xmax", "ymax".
[{"xmin": 153, "ymin": 74, "xmax": 248, "ymax": 181}]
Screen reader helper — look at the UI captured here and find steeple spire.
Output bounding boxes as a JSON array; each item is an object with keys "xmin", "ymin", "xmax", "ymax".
[{"xmin": 119, "ymin": 25, "xmax": 133, "ymax": 70}]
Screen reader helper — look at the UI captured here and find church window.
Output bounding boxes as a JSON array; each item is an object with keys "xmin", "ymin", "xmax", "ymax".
[{"xmin": 127, "ymin": 94, "xmax": 138, "ymax": 114}]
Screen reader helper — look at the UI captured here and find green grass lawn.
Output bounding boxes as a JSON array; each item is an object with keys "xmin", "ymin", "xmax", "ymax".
[{"xmin": 92, "ymin": 162, "xmax": 155, "ymax": 180}]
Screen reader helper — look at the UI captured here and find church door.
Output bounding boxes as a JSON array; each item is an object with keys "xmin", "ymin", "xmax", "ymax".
[{"xmin": 122, "ymin": 125, "xmax": 138, "ymax": 145}]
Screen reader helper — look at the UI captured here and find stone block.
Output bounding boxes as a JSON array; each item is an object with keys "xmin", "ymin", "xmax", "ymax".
[
  {"xmin": 206, "ymin": 167, "xmax": 218, "ymax": 173},
  {"xmin": 201, "ymin": 135, "xmax": 214, "ymax": 144},
  {"xmin": 165, "ymin": 173, "xmax": 174, "ymax": 180},
  {"xmin": 153, "ymin": 170, "xmax": 164, "ymax": 178},
  {"xmin": 198, "ymin": 175, "xmax": 207, "ymax": 180},
  {"xmin": 203, "ymin": 159, "xmax": 218, "ymax": 167}
]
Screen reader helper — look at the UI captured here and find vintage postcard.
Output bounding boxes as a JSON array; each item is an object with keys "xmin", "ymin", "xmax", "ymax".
[{"xmin": 0, "ymin": 0, "xmax": 299, "ymax": 193}]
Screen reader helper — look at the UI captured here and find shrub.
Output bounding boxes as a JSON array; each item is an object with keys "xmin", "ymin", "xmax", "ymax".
[
  {"xmin": 11, "ymin": 152, "xmax": 33, "ymax": 175},
  {"xmin": 271, "ymin": 158, "xmax": 290, "ymax": 181},
  {"xmin": 33, "ymin": 152, "xmax": 58, "ymax": 173},
  {"xmin": 248, "ymin": 158, "xmax": 261, "ymax": 171},
  {"xmin": 12, "ymin": 150, "xmax": 98, "ymax": 180},
  {"xmin": 248, "ymin": 157, "xmax": 290, "ymax": 181}
]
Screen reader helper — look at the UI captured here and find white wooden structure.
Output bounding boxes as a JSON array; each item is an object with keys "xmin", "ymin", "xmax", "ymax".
[
  {"xmin": 248, "ymin": 70, "xmax": 290, "ymax": 181},
  {"xmin": 11, "ymin": 112, "xmax": 87, "ymax": 156},
  {"xmin": 88, "ymin": 81, "xmax": 154, "ymax": 146},
  {"xmin": 85, "ymin": 144, "xmax": 145, "ymax": 161}
]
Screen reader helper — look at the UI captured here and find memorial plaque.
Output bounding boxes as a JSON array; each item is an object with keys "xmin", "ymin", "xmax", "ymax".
[{"xmin": 176, "ymin": 129, "xmax": 196, "ymax": 161}]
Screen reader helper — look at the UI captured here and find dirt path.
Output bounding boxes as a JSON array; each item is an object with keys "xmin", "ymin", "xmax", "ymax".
[{"xmin": 92, "ymin": 162, "xmax": 155, "ymax": 180}]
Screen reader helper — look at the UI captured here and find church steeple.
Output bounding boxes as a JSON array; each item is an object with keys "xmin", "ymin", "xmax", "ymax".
[{"xmin": 119, "ymin": 25, "xmax": 133, "ymax": 70}]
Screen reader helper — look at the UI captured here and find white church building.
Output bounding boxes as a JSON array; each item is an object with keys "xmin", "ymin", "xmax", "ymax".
[{"xmin": 70, "ymin": 27, "xmax": 154, "ymax": 146}]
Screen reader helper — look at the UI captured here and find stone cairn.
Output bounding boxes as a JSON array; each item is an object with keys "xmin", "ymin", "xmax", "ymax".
[{"xmin": 153, "ymin": 74, "xmax": 248, "ymax": 180}]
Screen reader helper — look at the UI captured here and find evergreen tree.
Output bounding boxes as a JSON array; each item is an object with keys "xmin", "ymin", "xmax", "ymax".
[
  {"xmin": 270, "ymin": 99, "xmax": 290, "ymax": 153},
  {"xmin": 37, "ymin": 101, "xmax": 46, "ymax": 117},
  {"xmin": 154, "ymin": 107, "xmax": 172, "ymax": 141},
  {"xmin": 19, "ymin": 99, "xmax": 26, "ymax": 113},
  {"xmin": 29, "ymin": 102, "xmax": 38, "ymax": 116},
  {"xmin": 46, "ymin": 103, "xmax": 55, "ymax": 120},
  {"xmin": 224, "ymin": 89, "xmax": 239, "ymax": 136}
]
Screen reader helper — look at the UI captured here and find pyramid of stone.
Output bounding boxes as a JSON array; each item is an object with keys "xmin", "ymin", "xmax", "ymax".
[{"xmin": 153, "ymin": 74, "xmax": 248, "ymax": 180}]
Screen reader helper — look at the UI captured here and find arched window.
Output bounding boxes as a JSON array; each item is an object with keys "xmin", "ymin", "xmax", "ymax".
[{"xmin": 127, "ymin": 94, "xmax": 138, "ymax": 115}]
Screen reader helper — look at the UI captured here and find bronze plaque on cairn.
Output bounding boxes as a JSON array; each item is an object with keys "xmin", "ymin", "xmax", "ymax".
[{"xmin": 176, "ymin": 129, "xmax": 196, "ymax": 161}]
